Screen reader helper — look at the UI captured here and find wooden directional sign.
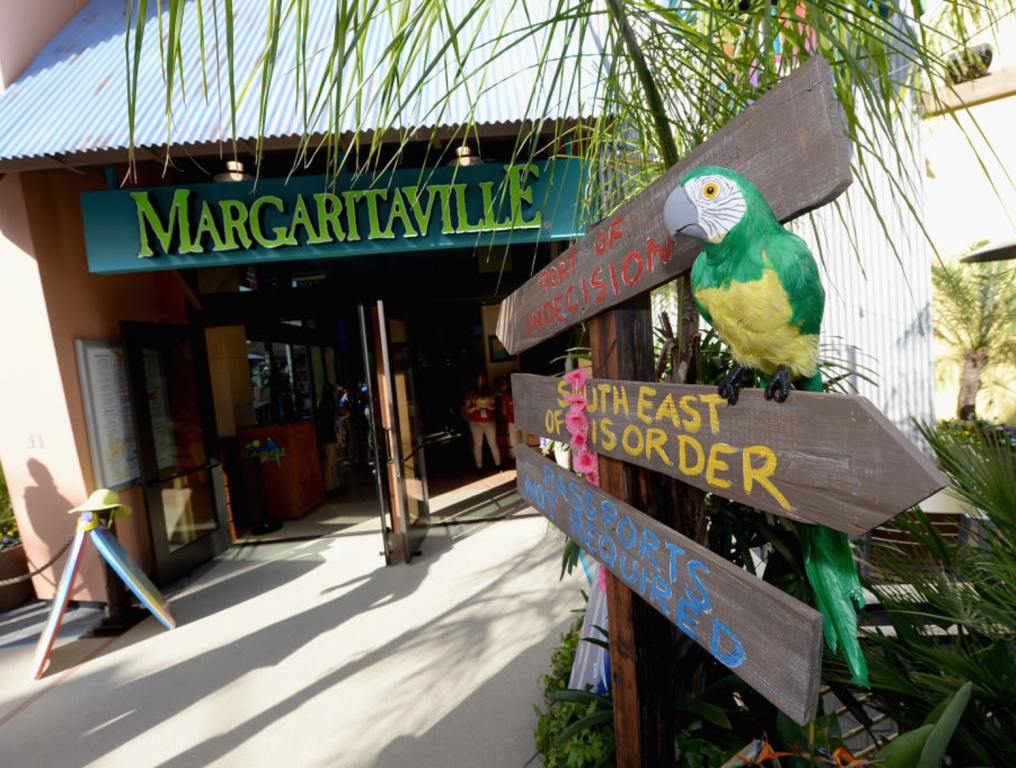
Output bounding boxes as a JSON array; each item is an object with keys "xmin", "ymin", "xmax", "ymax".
[
  {"xmin": 512, "ymin": 373, "xmax": 948, "ymax": 535},
  {"xmin": 496, "ymin": 55, "xmax": 853, "ymax": 355},
  {"xmin": 517, "ymin": 444, "xmax": 824, "ymax": 724}
]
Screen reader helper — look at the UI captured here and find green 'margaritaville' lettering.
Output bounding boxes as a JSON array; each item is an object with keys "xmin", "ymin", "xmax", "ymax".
[{"xmin": 131, "ymin": 164, "xmax": 544, "ymax": 258}]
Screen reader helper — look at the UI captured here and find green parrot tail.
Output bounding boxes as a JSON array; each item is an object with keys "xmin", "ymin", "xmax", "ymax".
[
  {"xmin": 799, "ymin": 524, "xmax": 870, "ymax": 688},
  {"xmin": 798, "ymin": 370, "xmax": 823, "ymax": 392}
]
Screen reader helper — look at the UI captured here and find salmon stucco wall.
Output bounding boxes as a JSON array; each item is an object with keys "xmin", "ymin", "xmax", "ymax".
[
  {"xmin": 0, "ymin": 0, "xmax": 88, "ymax": 92},
  {"xmin": 0, "ymin": 168, "xmax": 186, "ymax": 600}
]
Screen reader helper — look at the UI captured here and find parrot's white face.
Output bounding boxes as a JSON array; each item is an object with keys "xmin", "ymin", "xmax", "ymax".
[{"xmin": 683, "ymin": 175, "xmax": 747, "ymax": 242}]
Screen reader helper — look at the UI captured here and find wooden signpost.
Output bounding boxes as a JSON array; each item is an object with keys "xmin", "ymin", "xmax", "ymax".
[
  {"xmin": 512, "ymin": 374, "xmax": 947, "ymax": 535},
  {"xmin": 494, "ymin": 55, "xmax": 950, "ymax": 767},
  {"xmin": 517, "ymin": 444, "xmax": 824, "ymax": 724}
]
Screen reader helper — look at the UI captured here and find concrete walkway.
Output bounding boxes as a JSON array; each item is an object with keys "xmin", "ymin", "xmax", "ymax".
[{"xmin": 0, "ymin": 502, "xmax": 582, "ymax": 767}]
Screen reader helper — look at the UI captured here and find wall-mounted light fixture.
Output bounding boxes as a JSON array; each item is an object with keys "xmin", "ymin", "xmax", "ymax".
[
  {"xmin": 213, "ymin": 160, "xmax": 253, "ymax": 182},
  {"xmin": 448, "ymin": 145, "xmax": 483, "ymax": 166}
]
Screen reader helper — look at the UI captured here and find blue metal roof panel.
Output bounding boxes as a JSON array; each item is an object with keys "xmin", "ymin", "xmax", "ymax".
[{"xmin": 0, "ymin": 0, "xmax": 598, "ymax": 163}]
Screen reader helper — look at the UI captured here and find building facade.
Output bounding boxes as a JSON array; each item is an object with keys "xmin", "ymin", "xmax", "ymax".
[{"xmin": 0, "ymin": 1, "xmax": 944, "ymax": 610}]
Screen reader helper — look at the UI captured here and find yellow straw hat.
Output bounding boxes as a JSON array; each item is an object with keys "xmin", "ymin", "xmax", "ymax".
[{"xmin": 68, "ymin": 489, "xmax": 132, "ymax": 519}]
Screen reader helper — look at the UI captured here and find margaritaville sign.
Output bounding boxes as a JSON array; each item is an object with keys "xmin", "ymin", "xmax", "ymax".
[{"xmin": 81, "ymin": 159, "xmax": 584, "ymax": 274}]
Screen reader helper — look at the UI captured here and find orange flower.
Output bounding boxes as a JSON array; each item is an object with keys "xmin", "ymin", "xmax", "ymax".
[{"xmin": 736, "ymin": 735, "xmax": 795, "ymax": 765}]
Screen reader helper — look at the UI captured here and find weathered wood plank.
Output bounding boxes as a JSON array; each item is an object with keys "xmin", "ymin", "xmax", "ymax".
[
  {"xmin": 590, "ymin": 301, "xmax": 675, "ymax": 767},
  {"xmin": 512, "ymin": 374, "xmax": 948, "ymax": 535},
  {"xmin": 517, "ymin": 444, "xmax": 824, "ymax": 725},
  {"xmin": 496, "ymin": 56, "xmax": 852, "ymax": 355}
]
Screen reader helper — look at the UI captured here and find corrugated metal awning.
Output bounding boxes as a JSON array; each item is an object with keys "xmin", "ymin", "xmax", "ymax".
[{"xmin": 0, "ymin": 0, "xmax": 598, "ymax": 170}]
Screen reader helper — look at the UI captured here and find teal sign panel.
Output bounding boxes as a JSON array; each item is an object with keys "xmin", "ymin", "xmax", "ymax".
[{"xmin": 81, "ymin": 159, "xmax": 586, "ymax": 275}]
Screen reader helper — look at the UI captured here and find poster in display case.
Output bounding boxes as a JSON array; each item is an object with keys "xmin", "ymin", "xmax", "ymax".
[{"xmin": 75, "ymin": 340, "xmax": 141, "ymax": 490}]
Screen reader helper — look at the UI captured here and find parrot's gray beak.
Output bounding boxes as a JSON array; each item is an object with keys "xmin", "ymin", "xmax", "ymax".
[{"xmin": 663, "ymin": 185, "xmax": 707, "ymax": 241}]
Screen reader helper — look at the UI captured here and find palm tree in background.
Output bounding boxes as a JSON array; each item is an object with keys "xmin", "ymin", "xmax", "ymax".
[{"xmin": 932, "ymin": 258, "xmax": 1016, "ymax": 419}]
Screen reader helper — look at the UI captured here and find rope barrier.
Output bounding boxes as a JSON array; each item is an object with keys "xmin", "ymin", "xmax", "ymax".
[{"xmin": 0, "ymin": 535, "xmax": 75, "ymax": 587}]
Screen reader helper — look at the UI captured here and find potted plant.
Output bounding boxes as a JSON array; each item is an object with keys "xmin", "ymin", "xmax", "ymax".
[{"xmin": 0, "ymin": 468, "xmax": 34, "ymax": 613}]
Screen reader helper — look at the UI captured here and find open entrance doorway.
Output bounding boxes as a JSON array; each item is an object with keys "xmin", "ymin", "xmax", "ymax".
[
  {"xmin": 227, "ymin": 298, "xmax": 546, "ymax": 560},
  {"xmin": 174, "ymin": 244, "xmax": 572, "ymax": 570},
  {"xmin": 220, "ymin": 304, "xmax": 387, "ymax": 560},
  {"xmin": 366, "ymin": 298, "xmax": 534, "ymax": 531},
  {"xmin": 195, "ymin": 294, "xmax": 526, "ymax": 569}
]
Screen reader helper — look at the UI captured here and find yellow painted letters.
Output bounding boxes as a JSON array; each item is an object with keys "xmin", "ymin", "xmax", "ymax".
[
  {"xmin": 742, "ymin": 444, "xmax": 791, "ymax": 511},
  {"xmin": 645, "ymin": 428, "xmax": 672, "ymax": 466},
  {"xmin": 679, "ymin": 395, "xmax": 701, "ymax": 433},
  {"xmin": 706, "ymin": 443, "xmax": 737, "ymax": 489},
  {"xmin": 636, "ymin": 386, "xmax": 656, "ymax": 425},
  {"xmin": 622, "ymin": 425, "xmax": 644, "ymax": 457},
  {"xmin": 678, "ymin": 435, "xmax": 705, "ymax": 476},
  {"xmin": 700, "ymin": 394, "xmax": 726, "ymax": 435}
]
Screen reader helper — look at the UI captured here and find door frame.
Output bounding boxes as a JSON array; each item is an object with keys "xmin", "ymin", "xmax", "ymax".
[
  {"xmin": 370, "ymin": 300, "xmax": 431, "ymax": 563},
  {"xmin": 122, "ymin": 321, "xmax": 230, "ymax": 585},
  {"xmin": 358, "ymin": 304, "xmax": 394, "ymax": 565}
]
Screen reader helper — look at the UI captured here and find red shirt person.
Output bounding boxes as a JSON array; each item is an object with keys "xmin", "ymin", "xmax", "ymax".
[
  {"xmin": 495, "ymin": 377, "xmax": 516, "ymax": 460},
  {"xmin": 465, "ymin": 373, "xmax": 501, "ymax": 473}
]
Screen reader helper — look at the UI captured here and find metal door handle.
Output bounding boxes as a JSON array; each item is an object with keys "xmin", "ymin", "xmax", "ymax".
[
  {"xmin": 403, "ymin": 428, "xmax": 461, "ymax": 462},
  {"xmin": 145, "ymin": 461, "xmax": 220, "ymax": 485},
  {"xmin": 383, "ymin": 426, "xmax": 397, "ymax": 466}
]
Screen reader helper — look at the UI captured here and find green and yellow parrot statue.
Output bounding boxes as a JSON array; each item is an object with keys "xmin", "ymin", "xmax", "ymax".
[{"xmin": 664, "ymin": 166, "xmax": 869, "ymax": 687}]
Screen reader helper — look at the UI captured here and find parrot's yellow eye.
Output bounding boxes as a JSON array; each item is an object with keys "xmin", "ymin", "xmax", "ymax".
[{"xmin": 702, "ymin": 182, "xmax": 719, "ymax": 199}]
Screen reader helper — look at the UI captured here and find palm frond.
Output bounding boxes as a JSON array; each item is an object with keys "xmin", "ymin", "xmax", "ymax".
[{"xmin": 123, "ymin": 0, "xmax": 1016, "ymax": 270}]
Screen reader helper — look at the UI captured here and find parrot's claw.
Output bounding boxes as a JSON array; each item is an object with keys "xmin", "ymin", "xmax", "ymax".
[
  {"xmin": 718, "ymin": 365, "xmax": 747, "ymax": 405},
  {"xmin": 764, "ymin": 367, "xmax": 793, "ymax": 403}
]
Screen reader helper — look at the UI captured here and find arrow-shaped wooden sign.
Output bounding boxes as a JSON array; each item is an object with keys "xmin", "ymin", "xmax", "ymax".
[
  {"xmin": 496, "ymin": 55, "xmax": 852, "ymax": 356},
  {"xmin": 512, "ymin": 373, "xmax": 947, "ymax": 535},
  {"xmin": 517, "ymin": 444, "xmax": 824, "ymax": 724}
]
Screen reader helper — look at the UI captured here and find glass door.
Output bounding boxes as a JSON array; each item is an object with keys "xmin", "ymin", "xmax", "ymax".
[
  {"xmin": 122, "ymin": 322, "xmax": 230, "ymax": 585},
  {"xmin": 365, "ymin": 301, "xmax": 431, "ymax": 563},
  {"xmin": 359, "ymin": 304, "xmax": 394, "ymax": 565}
]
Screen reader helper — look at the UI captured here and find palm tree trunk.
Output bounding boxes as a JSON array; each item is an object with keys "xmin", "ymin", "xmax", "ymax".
[{"xmin": 957, "ymin": 350, "xmax": 988, "ymax": 419}]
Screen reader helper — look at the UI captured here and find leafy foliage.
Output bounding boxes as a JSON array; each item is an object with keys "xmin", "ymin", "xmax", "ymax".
[
  {"xmin": 932, "ymin": 260, "xmax": 1016, "ymax": 367},
  {"xmin": 534, "ymin": 612, "xmax": 616, "ymax": 767},
  {"xmin": 721, "ymin": 682, "xmax": 973, "ymax": 768},
  {"xmin": 931, "ymin": 260, "xmax": 1016, "ymax": 417},
  {"xmin": 123, "ymin": 0, "xmax": 1000, "ymax": 272},
  {"xmin": 925, "ymin": 0, "xmax": 1013, "ymax": 67},
  {"xmin": 0, "ymin": 463, "xmax": 19, "ymax": 551},
  {"xmin": 834, "ymin": 424, "xmax": 1016, "ymax": 765}
]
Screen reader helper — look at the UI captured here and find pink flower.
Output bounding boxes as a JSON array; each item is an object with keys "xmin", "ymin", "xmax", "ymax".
[
  {"xmin": 564, "ymin": 368, "xmax": 591, "ymax": 391},
  {"xmin": 596, "ymin": 564, "xmax": 607, "ymax": 593},
  {"xmin": 573, "ymin": 449, "xmax": 598, "ymax": 474},
  {"xmin": 564, "ymin": 393, "xmax": 587, "ymax": 409},
  {"xmin": 565, "ymin": 410, "xmax": 588, "ymax": 436},
  {"xmin": 585, "ymin": 471, "xmax": 599, "ymax": 487},
  {"xmin": 571, "ymin": 432, "xmax": 588, "ymax": 452}
]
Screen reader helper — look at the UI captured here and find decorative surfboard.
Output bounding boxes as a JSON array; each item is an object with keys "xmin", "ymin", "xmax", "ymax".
[
  {"xmin": 30, "ymin": 530, "xmax": 89, "ymax": 680},
  {"xmin": 31, "ymin": 523, "xmax": 175, "ymax": 679}
]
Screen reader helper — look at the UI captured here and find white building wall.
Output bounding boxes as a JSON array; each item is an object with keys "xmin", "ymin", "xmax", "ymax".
[{"xmin": 797, "ymin": 119, "xmax": 935, "ymax": 443}]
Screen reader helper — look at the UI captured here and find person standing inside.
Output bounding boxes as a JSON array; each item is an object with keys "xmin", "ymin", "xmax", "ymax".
[
  {"xmin": 495, "ymin": 376, "xmax": 516, "ymax": 462},
  {"xmin": 316, "ymin": 383, "xmax": 340, "ymax": 493},
  {"xmin": 465, "ymin": 372, "xmax": 500, "ymax": 474}
]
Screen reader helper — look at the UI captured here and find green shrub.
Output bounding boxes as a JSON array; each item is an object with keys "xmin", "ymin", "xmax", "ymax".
[
  {"xmin": 533, "ymin": 611, "xmax": 615, "ymax": 767},
  {"xmin": 0, "ymin": 464, "xmax": 19, "ymax": 550},
  {"xmin": 936, "ymin": 416, "xmax": 1016, "ymax": 448},
  {"xmin": 837, "ymin": 424, "xmax": 1016, "ymax": 765}
]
